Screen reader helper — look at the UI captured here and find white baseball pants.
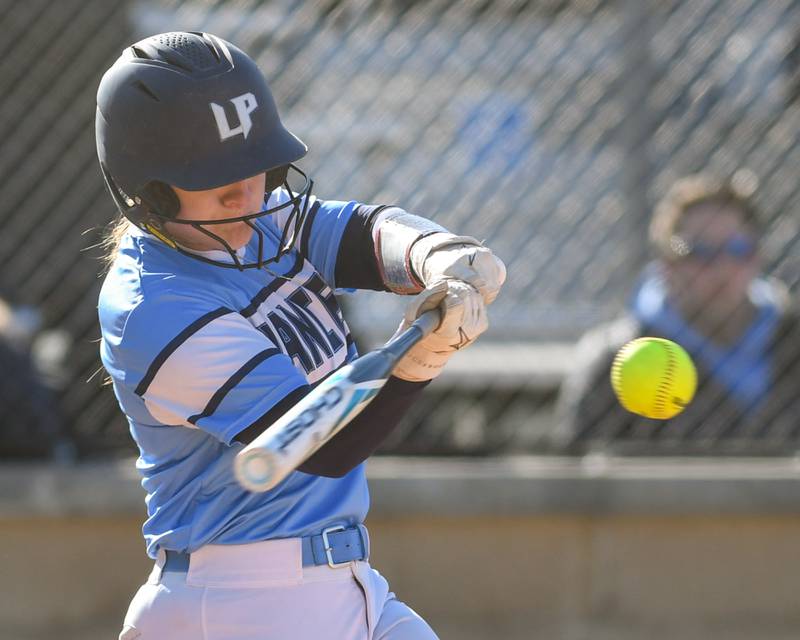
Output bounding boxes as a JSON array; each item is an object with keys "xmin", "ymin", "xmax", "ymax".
[{"xmin": 118, "ymin": 538, "xmax": 438, "ymax": 639}]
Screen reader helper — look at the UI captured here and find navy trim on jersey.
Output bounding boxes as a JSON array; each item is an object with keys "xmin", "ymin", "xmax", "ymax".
[
  {"xmin": 299, "ymin": 200, "xmax": 322, "ymax": 258},
  {"xmin": 187, "ymin": 347, "xmax": 283, "ymax": 425},
  {"xmin": 135, "ymin": 307, "xmax": 234, "ymax": 397},
  {"xmin": 239, "ymin": 252, "xmax": 305, "ymax": 318},
  {"xmin": 233, "ymin": 384, "xmax": 311, "ymax": 445}
]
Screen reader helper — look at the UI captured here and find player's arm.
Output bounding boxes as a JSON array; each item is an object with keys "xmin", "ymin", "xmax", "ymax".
[
  {"xmin": 335, "ymin": 204, "xmax": 507, "ymax": 304},
  {"xmin": 272, "ymin": 191, "xmax": 505, "ymax": 302},
  {"xmin": 234, "ymin": 280, "xmax": 489, "ymax": 476},
  {"xmin": 234, "ymin": 376, "xmax": 428, "ymax": 476}
]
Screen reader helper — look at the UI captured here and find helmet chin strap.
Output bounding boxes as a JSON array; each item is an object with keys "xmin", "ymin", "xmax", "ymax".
[{"xmin": 144, "ymin": 223, "xmax": 178, "ymax": 250}]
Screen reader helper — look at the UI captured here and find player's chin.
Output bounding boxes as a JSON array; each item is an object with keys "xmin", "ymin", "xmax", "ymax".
[{"xmin": 226, "ymin": 224, "xmax": 255, "ymax": 250}]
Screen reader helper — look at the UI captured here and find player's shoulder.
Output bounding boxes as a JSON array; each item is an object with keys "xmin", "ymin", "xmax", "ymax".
[
  {"xmin": 101, "ymin": 254, "xmax": 198, "ymax": 317},
  {"xmin": 100, "ymin": 242, "xmax": 232, "ymax": 348},
  {"xmin": 121, "ymin": 278, "xmax": 231, "ymax": 344},
  {"xmin": 101, "ymin": 275, "xmax": 239, "ymax": 387}
]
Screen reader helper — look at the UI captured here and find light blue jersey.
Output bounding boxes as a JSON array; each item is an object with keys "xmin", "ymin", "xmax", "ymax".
[{"xmin": 99, "ymin": 189, "xmax": 369, "ymax": 559}]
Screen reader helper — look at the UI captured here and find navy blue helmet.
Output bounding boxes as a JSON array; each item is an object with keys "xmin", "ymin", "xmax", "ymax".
[{"xmin": 96, "ymin": 31, "xmax": 311, "ymax": 269}]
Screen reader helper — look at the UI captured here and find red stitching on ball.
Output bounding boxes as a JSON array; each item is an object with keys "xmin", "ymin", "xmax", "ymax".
[{"xmin": 653, "ymin": 340, "xmax": 676, "ymax": 419}]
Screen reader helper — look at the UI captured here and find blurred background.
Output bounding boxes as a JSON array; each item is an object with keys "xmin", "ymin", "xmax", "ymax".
[{"xmin": 1, "ymin": 0, "xmax": 800, "ymax": 638}]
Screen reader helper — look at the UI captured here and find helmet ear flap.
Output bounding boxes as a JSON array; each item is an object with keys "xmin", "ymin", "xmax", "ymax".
[
  {"xmin": 102, "ymin": 168, "xmax": 180, "ymax": 224},
  {"xmin": 139, "ymin": 181, "xmax": 181, "ymax": 218},
  {"xmin": 100, "ymin": 164, "xmax": 149, "ymax": 225}
]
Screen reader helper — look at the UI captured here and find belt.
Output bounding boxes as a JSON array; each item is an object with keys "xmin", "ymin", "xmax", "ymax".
[{"xmin": 162, "ymin": 524, "xmax": 369, "ymax": 573}]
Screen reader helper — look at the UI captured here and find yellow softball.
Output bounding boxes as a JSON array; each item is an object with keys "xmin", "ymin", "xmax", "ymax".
[{"xmin": 610, "ymin": 337, "xmax": 697, "ymax": 420}]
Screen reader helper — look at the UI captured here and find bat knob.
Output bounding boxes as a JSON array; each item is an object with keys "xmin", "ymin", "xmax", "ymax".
[{"xmin": 235, "ymin": 451, "xmax": 274, "ymax": 492}]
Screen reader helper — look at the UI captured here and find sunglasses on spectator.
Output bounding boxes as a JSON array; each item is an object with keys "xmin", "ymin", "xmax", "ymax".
[{"xmin": 668, "ymin": 233, "xmax": 757, "ymax": 262}]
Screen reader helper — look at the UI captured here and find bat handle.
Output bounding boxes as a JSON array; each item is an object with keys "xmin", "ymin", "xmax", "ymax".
[
  {"xmin": 380, "ymin": 308, "xmax": 441, "ymax": 360},
  {"xmin": 411, "ymin": 308, "xmax": 441, "ymax": 337}
]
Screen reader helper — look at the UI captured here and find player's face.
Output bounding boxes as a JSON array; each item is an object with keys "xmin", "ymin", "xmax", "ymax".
[
  {"xmin": 167, "ymin": 173, "xmax": 267, "ymax": 251},
  {"xmin": 665, "ymin": 203, "xmax": 760, "ymax": 319}
]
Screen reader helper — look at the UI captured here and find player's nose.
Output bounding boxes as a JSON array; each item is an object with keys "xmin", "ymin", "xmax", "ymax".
[{"xmin": 220, "ymin": 180, "xmax": 252, "ymax": 211}]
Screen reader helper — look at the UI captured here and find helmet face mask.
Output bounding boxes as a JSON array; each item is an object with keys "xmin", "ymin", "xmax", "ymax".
[
  {"xmin": 96, "ymin": 31, "xmax": 311, "ymax": 270},
  {"xmin": 146, "ymin": 164, "xmax": 313, "ymax": 271}
]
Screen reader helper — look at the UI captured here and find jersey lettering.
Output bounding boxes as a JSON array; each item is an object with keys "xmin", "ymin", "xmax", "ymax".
[
  {"xmin": 275, "ymin": 386, "xmax": 344, "ymax": 452},
  {"xmin": 245, "ymin": 261, "xmax": 350, "ymax": 379},
  {"xmin": 286, "ymin": 289, "xmax": 345, "ymax": 355},
  {"xmin": 257, "ymin": 304, "xmax": 344, "ymax": 376},
  {"xmin": 265, "ymin": 310, "xmax": 314, "ymax": 373},
  {"xmin": 303, "ymin": 273, "xmax": 346, "ymax": 334},
  {"xmin": 255, "ymin": 319, "xmax": 280, "ymax": 347}
]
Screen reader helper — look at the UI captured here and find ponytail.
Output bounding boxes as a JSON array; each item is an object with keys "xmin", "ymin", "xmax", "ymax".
[{"xmin": 100, "ymin": 215, "xmax": 133, "ymax": 272}]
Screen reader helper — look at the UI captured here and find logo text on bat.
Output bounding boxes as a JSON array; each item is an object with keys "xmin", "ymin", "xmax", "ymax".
[{"xmin": 276, "ymin": 387, "xmax": 344, "ymax": 452}]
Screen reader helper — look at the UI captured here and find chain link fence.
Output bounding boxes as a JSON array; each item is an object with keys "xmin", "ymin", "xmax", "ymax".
[{"xmin": 1, "ymin": 0, "xmax": 799, "ymax": 458}]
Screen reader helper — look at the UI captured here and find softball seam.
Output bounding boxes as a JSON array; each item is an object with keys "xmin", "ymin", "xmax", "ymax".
[{"xmin": 653, "ymin": 340, "xmax": 676, "ymax": 419}]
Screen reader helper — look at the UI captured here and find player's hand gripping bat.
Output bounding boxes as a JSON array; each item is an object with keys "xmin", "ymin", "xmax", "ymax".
[{"xmin": 234, "ymin": 309, "xmax": 441, "ymax": 492}]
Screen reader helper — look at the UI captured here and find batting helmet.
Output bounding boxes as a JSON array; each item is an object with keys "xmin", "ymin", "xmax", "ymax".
[{"xmin": 95, "ymin": 31, "xmax": 311, "ymax": 269}]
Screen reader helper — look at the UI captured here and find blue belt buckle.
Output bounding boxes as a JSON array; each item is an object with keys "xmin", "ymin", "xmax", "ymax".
[{"xmin": 321, "ymin": 525, "xmax": 349, "ymax": 568}]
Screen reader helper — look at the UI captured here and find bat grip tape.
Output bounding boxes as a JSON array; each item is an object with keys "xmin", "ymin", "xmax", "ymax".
[{"xmin": 161, "ymin": 524, "xmax": 369, "ymax": 573}]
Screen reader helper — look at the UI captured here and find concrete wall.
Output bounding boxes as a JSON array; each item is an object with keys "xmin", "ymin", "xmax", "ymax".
[{"xmin": 1, "ymin": 457, "xmax": 800, "ymax": 640}]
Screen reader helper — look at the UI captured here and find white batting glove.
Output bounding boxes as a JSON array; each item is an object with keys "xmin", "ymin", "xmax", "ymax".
[
  {"xmin": 410, "ymin": 234, "xmax": 507, "ymax": 305},
  {"xmin": 392, "ymin": 279, "xmax": 489, "ymax": 382}
]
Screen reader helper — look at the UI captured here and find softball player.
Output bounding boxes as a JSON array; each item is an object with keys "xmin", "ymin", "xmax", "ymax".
[{"xmin": 96, "ymin": 32, "xmax": 505, "ymax": 640}]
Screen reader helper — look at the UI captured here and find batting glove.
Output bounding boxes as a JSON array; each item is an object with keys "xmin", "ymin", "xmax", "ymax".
[
  {"xmin": 392, "ymin": 279, "xmax": 489, "ymax": 382},
  {"xmin": 410, "ymin": 234, "xmax": 507, "ymax": 305}
]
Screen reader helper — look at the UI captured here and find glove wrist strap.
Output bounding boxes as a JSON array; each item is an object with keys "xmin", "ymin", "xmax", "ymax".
[{"xmin": 372, "ymin": 209, "xmax": 449, "ymax": 294}]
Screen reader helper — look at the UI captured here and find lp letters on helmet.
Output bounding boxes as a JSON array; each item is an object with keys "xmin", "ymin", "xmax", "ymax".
[{"xmin": 210, "ymin": 92, "xmax": 259, "ymax": 141}]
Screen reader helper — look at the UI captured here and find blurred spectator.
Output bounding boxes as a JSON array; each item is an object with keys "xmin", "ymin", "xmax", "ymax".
[
  {"xmin": 554, "ymin": 173, "xmax": 800, "ymax": 454},
  {"xmin": 0, "ymin": 297, "xmax": 70, "ymax": 460}
]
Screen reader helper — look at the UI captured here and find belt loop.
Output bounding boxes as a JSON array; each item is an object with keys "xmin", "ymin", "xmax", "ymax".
[
  {"xmin": 357, "ymin": 524, "xmax": 370, "ymax": 561},
  {"xmin": 149, "ymin": 548, "xmax": 167, "ymax": 584}
]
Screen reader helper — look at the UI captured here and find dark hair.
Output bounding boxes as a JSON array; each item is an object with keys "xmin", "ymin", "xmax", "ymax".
[{"xmin": 649, "ymin": 172, "xmax": 761, "ymax": 257}]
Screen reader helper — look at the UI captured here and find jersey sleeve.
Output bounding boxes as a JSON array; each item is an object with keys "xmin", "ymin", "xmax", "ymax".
[
  {"xmin": 117, "ymin": 292, "xmax": 308, "ymax": 445},
  {"xmin": 266, "ymin": 188, "xmax": 354, "ymax": 287}
]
